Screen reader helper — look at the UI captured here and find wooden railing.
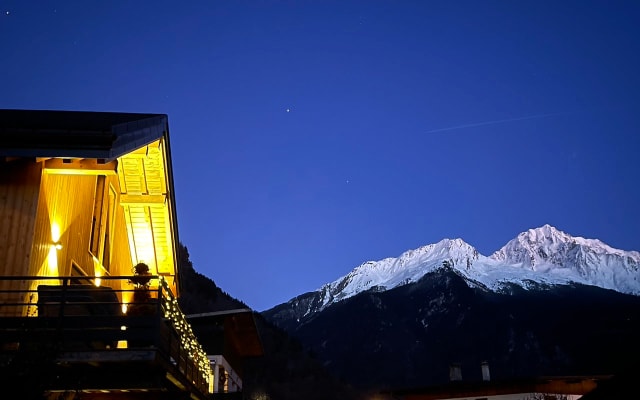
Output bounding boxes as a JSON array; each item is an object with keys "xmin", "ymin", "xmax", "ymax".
[{"xmin": 0, "ymin": 275, "xmax": 212, "ymax": 397}]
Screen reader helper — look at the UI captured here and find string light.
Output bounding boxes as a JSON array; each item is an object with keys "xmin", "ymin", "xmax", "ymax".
[{"xmin": 159, "ymin": 277, "xmax": 212, "ymax": 387}]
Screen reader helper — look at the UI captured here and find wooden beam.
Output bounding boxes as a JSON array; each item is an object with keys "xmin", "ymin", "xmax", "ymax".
[
  {"xmin": 43, "ymin": 158, "xmax": 117, "ymax": 175},
  {"xmin": 120, "ymin": 194, "xmax": 167, "ymax": 205}
]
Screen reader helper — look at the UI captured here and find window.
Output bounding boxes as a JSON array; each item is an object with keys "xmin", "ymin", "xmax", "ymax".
[{"xmin": 90, "ymin": 176, "xmax": 116, "ymax": 273}]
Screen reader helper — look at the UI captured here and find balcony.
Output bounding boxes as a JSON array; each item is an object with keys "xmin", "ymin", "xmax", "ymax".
[{"xmin": 0, "ymin": 275, "xmax": 213, "ymax": 399}]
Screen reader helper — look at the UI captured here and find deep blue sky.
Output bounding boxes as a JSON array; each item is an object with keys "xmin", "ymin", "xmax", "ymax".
[{"xmin": 1, "ymin": 1, "xmax": 639, "ymax": 311}]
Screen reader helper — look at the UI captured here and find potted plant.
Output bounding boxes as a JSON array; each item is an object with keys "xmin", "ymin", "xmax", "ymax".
[{"xmin": 127, "ymin": 263, "xmax": 155, "ymax": 347}]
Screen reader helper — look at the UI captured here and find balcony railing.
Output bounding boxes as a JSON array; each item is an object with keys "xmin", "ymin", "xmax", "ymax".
[{"xmin": 0, "ymin": 275, "xmax": 212, "ymax": 398}]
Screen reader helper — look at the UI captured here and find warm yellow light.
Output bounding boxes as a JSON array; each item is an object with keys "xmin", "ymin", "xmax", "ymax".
[
  {"xmin": 121, "ymin": 303, "xmax": 128, "ymax": 314},
  {"xmin": 46, "ymin": 246, "xmax": 58, "ymax": 276},
  {"xmin": 53, "ymin": 242, "xmax": 62, "ymax": 250},
  {"xmin": 91, "ymin": 255, "xmax": 106, "ymax": 287},
  {"xmin": 51, "ymin": 222, "xmax": 61, "ymax": 243}
]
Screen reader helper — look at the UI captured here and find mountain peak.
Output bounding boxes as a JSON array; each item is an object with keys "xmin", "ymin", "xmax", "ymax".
[
  {"xmin": 310, "ymin": 237, "xmax": 481, "ymax": 311},
  {"xmin": 489, "ymin": 226, "xmax": 640, "ymax": 295},
  {"xmin": 491, "ymin": 225, "xmax": 573, "ymax": 263},
  {"xmin": 529, "ymin": 223, "xmax": 561, "ymax": 235},
  {"xmin": 521, "ymin": 224, "xmax": 571, "ymax": 243}
]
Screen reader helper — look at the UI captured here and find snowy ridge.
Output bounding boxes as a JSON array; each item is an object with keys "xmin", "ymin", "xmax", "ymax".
[
  {"xmin": 309, "ymin": 225, "xmax": 640, "ymax": 313},
  {"xmin": 310, "ymin": 239, "xmax": 480, "ymax": 311}
]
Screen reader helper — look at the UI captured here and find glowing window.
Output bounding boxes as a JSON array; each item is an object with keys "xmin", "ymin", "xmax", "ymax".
[{"xmin": 90, "ymin": 176, "xmax": 116, "ymax": 273}]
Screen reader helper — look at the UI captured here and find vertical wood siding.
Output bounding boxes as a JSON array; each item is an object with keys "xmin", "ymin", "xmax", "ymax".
[
  {"xmin": 30, "ymin": 173, "xmax": 95, "ymax": 277},
  {"xmin": 30, "ymin": 173, "xmax": 135, "ymax": 278},
  {"xmin": 0, "ymin": 161, "xmax": 41, "ymax": 275},
  {"xmin": 0, "ymin": 161, "xmax": 42, "ymax": 315}
]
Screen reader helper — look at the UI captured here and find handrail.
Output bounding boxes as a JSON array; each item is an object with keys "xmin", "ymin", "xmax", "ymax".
[{"xmin": 0, "ymin": 275, "xmax": 212, "ymax": 396}]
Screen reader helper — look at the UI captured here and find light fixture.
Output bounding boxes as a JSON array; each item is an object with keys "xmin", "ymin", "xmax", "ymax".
[
  {"xmin": 95, "ymin": 270, "xmax": 102, "ymax": 287},
  {"xmin": 53, "ymin": 241, "xmax": 62, "ymax": 250}
]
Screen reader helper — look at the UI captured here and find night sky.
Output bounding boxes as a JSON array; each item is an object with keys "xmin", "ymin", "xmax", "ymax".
[{"xmin": 1, "ymin": 1, "xmax": 639, "ymax": 311}]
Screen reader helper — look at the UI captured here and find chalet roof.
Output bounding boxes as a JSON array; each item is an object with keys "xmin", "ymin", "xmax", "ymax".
[
  {"xmin": 0, "ymin": 109, "xmax": 168, "ymax": 160},
  {"xmin": 384, "ymin": 375, "xmax": 610, "ymax": 400}
]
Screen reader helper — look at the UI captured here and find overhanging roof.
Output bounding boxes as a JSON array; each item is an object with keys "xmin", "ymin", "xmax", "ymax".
[{"xmin": 0, "ymin": 109, "xmax": 168, "ymax": 160}]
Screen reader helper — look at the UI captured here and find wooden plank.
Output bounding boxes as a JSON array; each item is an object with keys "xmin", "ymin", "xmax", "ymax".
[
  {"xmin": 44, "ymin": 158, "xmax": 117, "ymax": 175},
  {"xmin": 0, "ymin": 162, "xmax": 41, "ymax": 314},
  {"xmin": 120, "ymin": 194, "xmax": 166, "ymax": 205}
]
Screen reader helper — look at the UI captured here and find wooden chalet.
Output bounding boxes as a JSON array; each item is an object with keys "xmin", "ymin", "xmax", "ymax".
[
  {"xmin": 187, "ymin": 309, "xmax": 264, "ymax": 397},
  {"xmin": 0, "ymin": 109, "xmax": 255, "ymax": 399}
]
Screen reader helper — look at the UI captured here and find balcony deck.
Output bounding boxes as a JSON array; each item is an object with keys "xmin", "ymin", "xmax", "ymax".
[{"xmin": 0, "ymin": 276, "xmax": 212, "ymax": 399}]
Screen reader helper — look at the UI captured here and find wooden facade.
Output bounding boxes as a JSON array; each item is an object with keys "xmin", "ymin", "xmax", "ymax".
[
  {"xmin": 0, "ymin": 109, "xmax": 212, "ymax": 399},
  {"xmin": 0, "ymin": 160, "xmax": 42, "ymax": 315},
  {"xmin": 0, "ymin": 110, "xmax": 181, "ymax": 304}
]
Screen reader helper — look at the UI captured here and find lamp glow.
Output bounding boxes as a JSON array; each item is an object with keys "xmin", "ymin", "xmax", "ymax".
[{"xmin": 51, "ymin": 222, "xmax": 61, "ymax": 243}]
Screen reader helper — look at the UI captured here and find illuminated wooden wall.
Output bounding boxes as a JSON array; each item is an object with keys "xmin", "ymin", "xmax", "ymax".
[
  {"xmin": 1, "ymin": 139, "xmax": 179, "ymax": 314},
  {"xmin": 118, "ymin": 139, "xmax": 178, "ymax": 296},
  {"xmin": 28, "ymin": 171, "xmax": 135, "ymax": 285},
  {"xmin": 0, "ymin": 161, "xmax": 41, "ymax": 276},
  {"xmin": 0, "ymin": 161, "xmax": 42, "ymax": 315}
]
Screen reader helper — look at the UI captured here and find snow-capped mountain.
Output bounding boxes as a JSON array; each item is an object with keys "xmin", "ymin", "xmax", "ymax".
[
  {"xmin": 490, "ymin": 224, "xmax": 640, "ymax": 294},
  {"xmin": 307, "ymin": 238, "xmax": 482, "ymax": 311},
  {"xmin": 262, "ymin": 224, "xmax": 640, "ymax": 390},
  {"xmin": 283, "ymin": 225, "xmax": 640, "ymax": 316}
]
